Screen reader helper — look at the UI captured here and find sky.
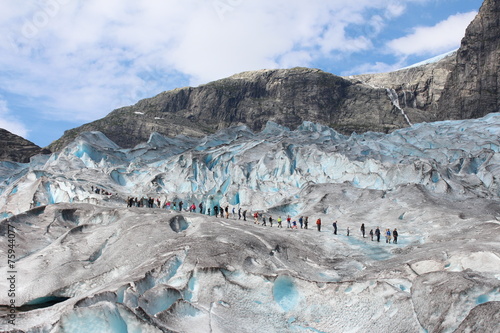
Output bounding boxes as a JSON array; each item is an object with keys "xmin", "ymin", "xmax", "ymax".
[{"xmin": 0, "ymin": 0, "xmax": 484, "ymax": 147}]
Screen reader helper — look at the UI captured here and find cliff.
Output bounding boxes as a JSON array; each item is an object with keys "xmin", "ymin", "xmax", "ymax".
[
  {"xmin": 437, "ymin": 0, "xmax": 499, "ymax": 120},
  {"xmin": 49, "ymin": 68, "xmax": 418, "ymax": 150}
]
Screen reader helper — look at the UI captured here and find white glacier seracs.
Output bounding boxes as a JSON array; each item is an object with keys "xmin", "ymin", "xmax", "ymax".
[{"xmin": 1, "ymin": 113, "xmax": 500, "ymax": 218}]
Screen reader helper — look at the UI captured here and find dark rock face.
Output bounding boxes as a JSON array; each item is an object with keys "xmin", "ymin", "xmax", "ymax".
[
  {"xmin": 348, "ymin": 52, "xmax": 457, "ymax": 124},
  {"xmin": 49, "ymin": 68, "xmax": 406, "ymax": 150},
  {"xmin": 48, "ymin": 0, "xmax": 498, "ymax": 151},
  {"xmin": 438, "ymin": 0, "xmax": 500, "ymax": 120},
  {"xmin": 0, "ymin": 128, "xmax": 51, "ymax": 163}
]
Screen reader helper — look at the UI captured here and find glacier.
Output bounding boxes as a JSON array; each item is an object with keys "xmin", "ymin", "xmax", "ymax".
[{"xmin": 1, "ymin": 114, "xmax": 500, "ymax": 332}]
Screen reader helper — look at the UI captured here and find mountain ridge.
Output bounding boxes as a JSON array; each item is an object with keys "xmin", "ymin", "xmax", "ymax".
[
  {"xmin": 48, "ymin": 61, "xmax": 449, "ymax": 151},
  {"xmin": 0, "ymin": 128, "xmax": 51, "ymax": 163}
]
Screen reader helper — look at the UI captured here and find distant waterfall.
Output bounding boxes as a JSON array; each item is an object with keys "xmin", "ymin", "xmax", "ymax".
[{"xmin": 386, "ymin": 88, "xmax": 413, "ymax": 126}]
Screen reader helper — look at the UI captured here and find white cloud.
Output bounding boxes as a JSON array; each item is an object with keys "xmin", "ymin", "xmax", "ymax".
[
  {"xmin": 0, "ymin": 99, "xmax": 29, "ymax": 138},
  {"xmin": 387, "ymin": 11, "xmax": 477, "ymax": 56},
  {"xmin": 385, "ymin": 3, "xmax": 406, "ymax": 19},
  {"xmin": 0, "ymin": 0, "xmax": 465, "ymax": 126},
  {"xmin": 344, "ymin": 60, "xmax": 407, "ymax": 76}
]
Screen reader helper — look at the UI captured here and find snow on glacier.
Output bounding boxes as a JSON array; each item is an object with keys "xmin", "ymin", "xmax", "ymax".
[{"xmin": 0, "ymin": 114, "xmax": 500, "ymax": 332}]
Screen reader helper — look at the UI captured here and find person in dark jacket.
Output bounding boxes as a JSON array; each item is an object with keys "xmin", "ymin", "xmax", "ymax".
[
  {"xmin": 375, "ymin": 227, "xmax": 381, "ymax": 242},
  {"xmin": 393, "ymin": 228, "xmax": 399, "ymax": 244},
  {"xmin": 360, "ymin": 223, "xmax": 365, "ymax": 238},
  {"xmin": 332, "ymin": 221, "xmax": 338, "ymax": 235}
]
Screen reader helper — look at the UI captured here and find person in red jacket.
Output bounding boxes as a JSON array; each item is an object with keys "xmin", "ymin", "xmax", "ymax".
[{"xmin": 316, "ymin": 218, "xmax": 321, "ymax": 232}]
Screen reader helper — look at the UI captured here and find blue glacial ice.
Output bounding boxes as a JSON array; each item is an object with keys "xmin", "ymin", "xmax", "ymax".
[
  {"xmin": 273, "ymin": 275, "xmax": 299, "ymax": 312},
  {"xmin": 1, "ymin": 113, "xmax": 500, "ymax": 218}
]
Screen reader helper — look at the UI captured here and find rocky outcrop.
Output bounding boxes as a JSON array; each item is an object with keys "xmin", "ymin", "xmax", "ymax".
[
  {"xmin": 347, "ymin": 52, "xmax": 457, "ymax": 124},
  {"xmin": 49, "ymin": 68, "xmax": 415, "ymax": 150},
  {"xmin": 0, "ymin": 128, "xmax": 51, "ymax": 163},
  {"xmin": 437, "ymin": 0, "xmax": 499, "ymax": 120}
]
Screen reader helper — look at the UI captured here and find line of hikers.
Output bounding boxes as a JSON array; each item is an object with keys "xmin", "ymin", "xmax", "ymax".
[
  {"xmin": 359, "ymin": 223, "xmax": 399, "ymax": 244},
  {"xmin": 125, "ymin": 198, "xmax": 399, "ymax": 243},
  {"xmin": 91, "ymin": 186, "xmax": 112, "ymax": 196}
]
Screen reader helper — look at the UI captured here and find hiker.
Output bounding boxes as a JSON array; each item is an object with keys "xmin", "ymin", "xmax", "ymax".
[
  {"xmin": 238, "ymin": 208, "xmax": 242, "ymax": 220},
  {"xmin": 369, "ymin": 229, "xmax": 374, "ymax": 241},
  {"xmin": 316, "ymin": 218, "xmax": 321, "ymax": 231},
  {"xmin": 304, "ymin": 216, "xmax": 309, "ymax": 229},
  {"xmin": 199, "ymin": 202, "xmax": 203, "ymax": 214},
  {"xmin": 375, "ymin": 227, "xmax": 381, "ymax": 242},
  {"xmin": 393, "ymin": 228, "xmax": 399, "ymax": 244},
  {"xmin": 179, "ymin": 201, "xmax": 183, "ymax": 212},
  {"xmin": 225, "ymin": 206, "xmax": 229, "ymax": 219},
  {"xmin": 292, "ymin": 220, "xmax": 298, "ymax": 229},
  {"xmin": 214, "ymin": 205, "xmax": 219, "ymax": 217},
  {"xmin": 386, "ymin": 229, "xmax": 392, "ymax": 243},
  {"xmin": 299, "ymin": 216, "xmax": 303, "ymax": 229},
  {"xmin": 332, "ymin": 221, "xmax": 338, "ymax": 235},
  {"xmin": 254, "ymin": 212, "xmax": 259, "ymax": 224},
  {"xmin": 243, "ymin": 210, "xmax": 247, "ymax": 221},
  {"xmin": 269, "ymin": 216, "xmax": 273, "ymax": 227},
  {"xmin": 347, "ymin": 227, "xmax": 350, "ymax": 236},
  {"xmin": 360, "ymin": 223, "xmax": 365, "ymax": 238},
  {"xmin": 277, "ymin": 216, "xmax": 283, "ymax": 228},
  {"xmin": 262, "ymin": 216, "xmax": 267, "ymax": 226},
  {"xmin": 287, "ymin": 215, "xmax": 292, "ymax": 228}
]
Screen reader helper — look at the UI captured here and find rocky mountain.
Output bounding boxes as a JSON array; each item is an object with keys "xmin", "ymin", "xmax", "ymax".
[
  {"xmin": 48, "ymin": 0, "xmax": 498, "ymax": 151},
  {"xmin": 348, "ymin": 51, "xmax": 457, "ymax": 123},
  {"xmin": 48, "ymin": 68, "xmax": 403, "ymax": 150},
  {"xmin": 0, "ymin": 128, "xmax": 50, "ymax": 163},
  {"xmin": 437, "ymin": 0, "xmax": 499, "ymax": 120}
]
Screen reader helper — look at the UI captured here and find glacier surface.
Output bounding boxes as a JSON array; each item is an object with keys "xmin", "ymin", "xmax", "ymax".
[{"xmin": 1, "ymin": 114, "xmax": 500, "ymax": 332}]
